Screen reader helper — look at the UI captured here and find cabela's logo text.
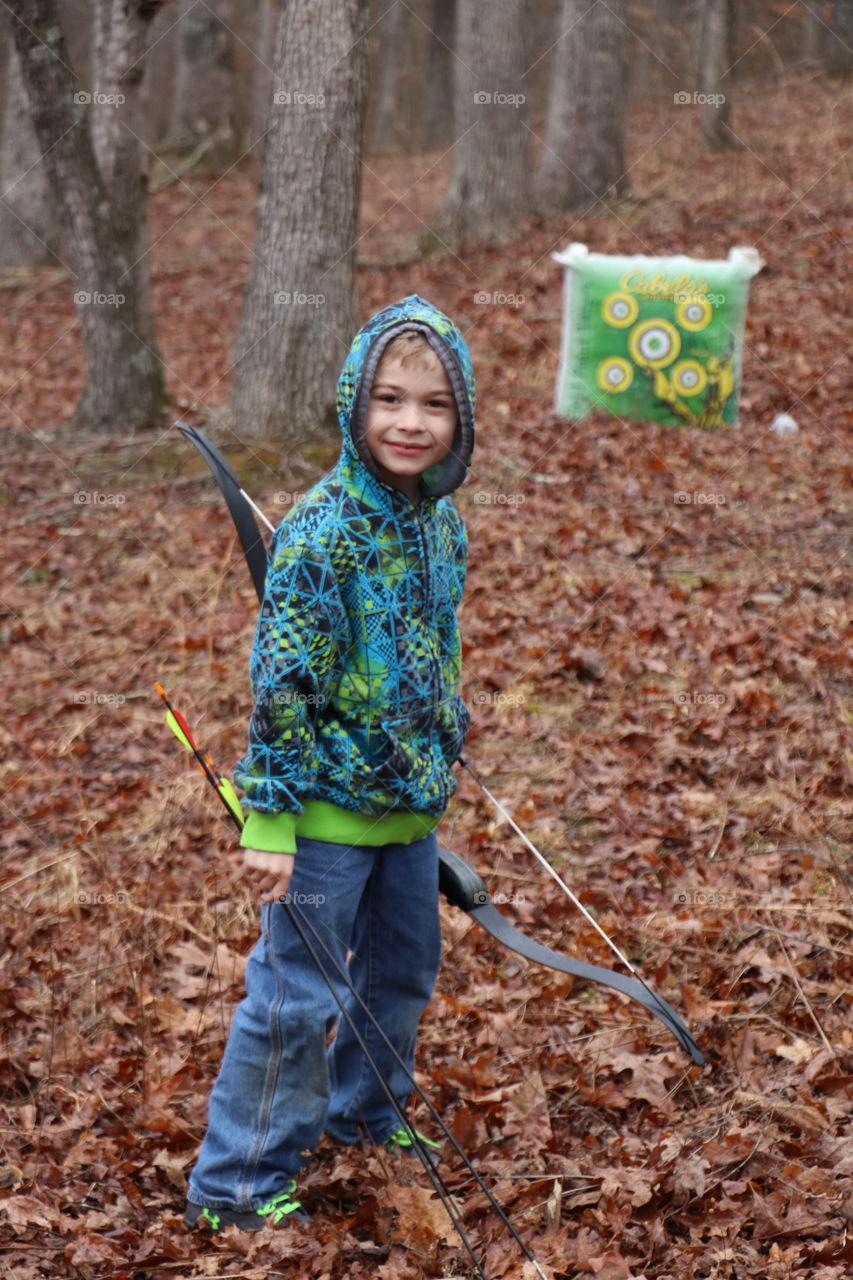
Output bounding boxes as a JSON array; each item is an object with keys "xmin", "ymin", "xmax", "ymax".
[{"xmin": 620, "ymin": 270, "xmax": 711, "ymax": 300}]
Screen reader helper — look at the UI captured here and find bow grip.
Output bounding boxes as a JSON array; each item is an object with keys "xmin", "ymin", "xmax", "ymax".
[{"xmin": 438, "ymin": 846, "xmax": 489, "ymax": 911}]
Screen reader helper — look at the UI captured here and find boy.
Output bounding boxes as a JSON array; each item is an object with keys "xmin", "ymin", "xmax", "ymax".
[{"xmin": 185, "ymin": 295, "xmax": 475, "ymax": 1230}]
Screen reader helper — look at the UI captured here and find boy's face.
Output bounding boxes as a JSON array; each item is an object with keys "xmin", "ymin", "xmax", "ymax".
[{"xmin": 363, "ymin": 353, "xmax": 457, "ymax": 502}]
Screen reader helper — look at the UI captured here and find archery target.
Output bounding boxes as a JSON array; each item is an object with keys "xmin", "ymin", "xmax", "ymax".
[{"xmin": 552, "ymin": 244, "xmax": 764, "ymax": 427}]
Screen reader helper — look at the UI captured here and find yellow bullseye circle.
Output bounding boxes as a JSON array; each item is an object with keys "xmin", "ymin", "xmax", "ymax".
[
  {"xmin": 601, "ymin": 292, "xmax": 639, "ymax": 329},
  {"xmin": 596, "ymin": 356, "xmax": 634, "ymax": 394},
  {"xmin": 671, "ymin": 359, "xmax": 708, "ymax": 396},
  {"xmin": 676, "ymin": 296, "xmax": 713, "ymax": 331},
  {"xmin": 628, "ymin": 318, "xmax": 681, "ymax": 369}
]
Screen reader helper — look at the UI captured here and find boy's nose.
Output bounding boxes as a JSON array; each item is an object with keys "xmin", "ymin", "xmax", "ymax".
[{"xmin": 397, "ymin": 402, "xmax": 426, "ymax": 431}]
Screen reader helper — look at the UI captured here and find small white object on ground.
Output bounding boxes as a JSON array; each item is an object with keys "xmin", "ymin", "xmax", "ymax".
[{"xmin": 769, "ymin": 412, "xmax": 799, "ymax": 435}]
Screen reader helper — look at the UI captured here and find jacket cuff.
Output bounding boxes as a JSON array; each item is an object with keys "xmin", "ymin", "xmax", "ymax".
[{"xmin": 240, "ymin": 809, "xmax": 298, "ymax": 855}]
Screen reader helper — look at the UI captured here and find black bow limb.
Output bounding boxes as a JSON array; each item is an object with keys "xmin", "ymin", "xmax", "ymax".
[
  {"xmin": 437, "ymin": 846, "xmax": 704, "ymax": 1066},
  {"xmin": 177, "ymin": 421, "xmax": 270, "ymax": 600}
]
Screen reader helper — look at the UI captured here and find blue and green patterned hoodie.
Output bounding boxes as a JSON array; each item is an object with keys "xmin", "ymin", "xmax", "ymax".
[{"xmin": 235, "ymin": 295, "xmax": 475, "ymax": 854}]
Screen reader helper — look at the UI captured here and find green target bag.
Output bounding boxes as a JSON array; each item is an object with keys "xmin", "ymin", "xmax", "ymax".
[{"xmin": 552, "ymin": 243, "xmax": 763, "ymax": 428}]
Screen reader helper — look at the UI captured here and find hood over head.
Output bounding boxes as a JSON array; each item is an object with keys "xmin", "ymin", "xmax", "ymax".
[{"xmin": 336, "ymin": 295, "xmax": 476, "ymax": 500}]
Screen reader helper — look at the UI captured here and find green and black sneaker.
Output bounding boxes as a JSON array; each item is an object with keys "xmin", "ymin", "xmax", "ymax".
[
  {"xmin": 185, "ymin": 1181, "xmax": 309, "ymax": 1231},
  {"xmin": 381, "ymin": 1124, "xmax": 441, "ymax": 1168}
]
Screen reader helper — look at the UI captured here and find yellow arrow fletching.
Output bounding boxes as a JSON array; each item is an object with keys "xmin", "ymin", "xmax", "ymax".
[
  {"xmin": 165, "ymin": 708, "xmax": 194, "ymax": 753},
  {"xmin": 217, "ymin": 777, "xmax": 245, "ymax": 825}
]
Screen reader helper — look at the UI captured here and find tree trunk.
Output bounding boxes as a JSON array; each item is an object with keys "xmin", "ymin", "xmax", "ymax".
[
  {"xmin": 170, "ymin": 0, "xmax": 244, "ymax": 167},
  {"xmin": 250, "ymin": 0, "xmax": 278, "ymax": 151},
  {"xmin": 222, "ymin": 0, "xmax": 369, "ymax": 447},
  {"xmin": 534, "ymin": 0, "xmax": 629, "ymax": 215},
  {"xmin": 435, "ymin": 0, "xmax": 531, "ymax": 244},
  {"xmin": 653, "ymin": 0, "xmax": 687, "ymax": 90},
  {"xmin": 827, "ymin": 0, "xmax": 853, "ymax": 75},
  {"xmin": 0, "ymin": 39, "xmax": 62, "ymax": 268},
  {"xmin": 91, "ymin": 0, "xmax": 160, "ymax": 364},
  {"xmin": 371, "ymin": 0, "xmax": 406, "ymax": 151},
  {"xmin": 8, "ymin": 0, "xmax": 164, "ymax": 432},
  {"xmin": 143, "ymin": 2, "xmax": 180, "ymax": 153},
  {"xmin": 802, "ymin": 3, "xmax": 826, "ymax": 64},
  {"xmin": 698, "ymin": 0, "xmax": 736, "ymax": 151},
  {"xmin": 421, "ymin": 0, "xmax": 455, "ymax": 148}
]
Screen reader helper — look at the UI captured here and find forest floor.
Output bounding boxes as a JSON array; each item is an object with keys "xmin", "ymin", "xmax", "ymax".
[{"xmin": 0, "ymin": 71, "xmax": 851, "ymax": 1280}]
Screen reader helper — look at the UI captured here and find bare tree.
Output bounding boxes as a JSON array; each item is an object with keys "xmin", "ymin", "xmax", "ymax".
[
  {"xmin": 8, "ymin": 0, "xmax": 165, "ymax": 431},
  {"xmin": 698, "ymin": 0, "xmax": 736, "ymax": 151},
  {"xmin": 91, "ymin": 0, "xmax": 160, "ymax": 362},
  {"xmin": 435, "ymin": 0, "xmax": 531, "ymax": 244},
  {"xmin": 826, "ymin": 0, "xmax": 853, "ymax": 75},
  {"xmin": 421, "ymin": 0, "xmax": 456, "ymax": 148},
  {"xmin": 250, "ymin": 0, "xmax": 279, "ymax": 148},
  {"xmin": 143, "ymin": 3, "xmax": 179, "ymax": 153},
  {"xmin": 802, "ymin": 2, "xmax": 827, "ymax": 64},
  {"xmin": 222, "ymin": 0, "xmax": 369, "ymax": 446},
  {"xmin": 535, "ymin": 0, "xmax": 629, "ymax": 215},
  {"xmin": 0, "ymin": 40, "xmax": 61, "ymax": 268},
  {"xmin": 371, "ymin": 0, "xmax": 407, "ymax": 151},
  {"xmin": 170, "ymin": 0, "xmax": 244, "ymax": 167}
]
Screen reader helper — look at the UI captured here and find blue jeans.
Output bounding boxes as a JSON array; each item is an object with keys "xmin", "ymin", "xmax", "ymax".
[{"xmin": 187, "ymin": 832, "xmax": 440, "ymax": 1211}]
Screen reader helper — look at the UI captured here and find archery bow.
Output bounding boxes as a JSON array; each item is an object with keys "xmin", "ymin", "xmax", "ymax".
[
  {"xmin": 172, "ymin": 421, "xmax": 704, "ymax": 1067},
  {"xmin": 155, "ymin": 682, "xmax": 549, "ymax": 1280}
]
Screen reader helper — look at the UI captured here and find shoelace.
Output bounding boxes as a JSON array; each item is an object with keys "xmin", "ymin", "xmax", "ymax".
[
  {"xmin": 255, "ymin": 1181, "xmax": 303, "ymax": 1221},
  {"xmin": 383, "ymin": 1125, "xmax": 440, "ymax": 1152}
]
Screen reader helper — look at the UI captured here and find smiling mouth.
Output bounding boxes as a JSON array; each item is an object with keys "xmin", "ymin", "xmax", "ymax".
[{"xmin": 387, "ymin": 442, "xmax": 429, "ymax": 454}]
